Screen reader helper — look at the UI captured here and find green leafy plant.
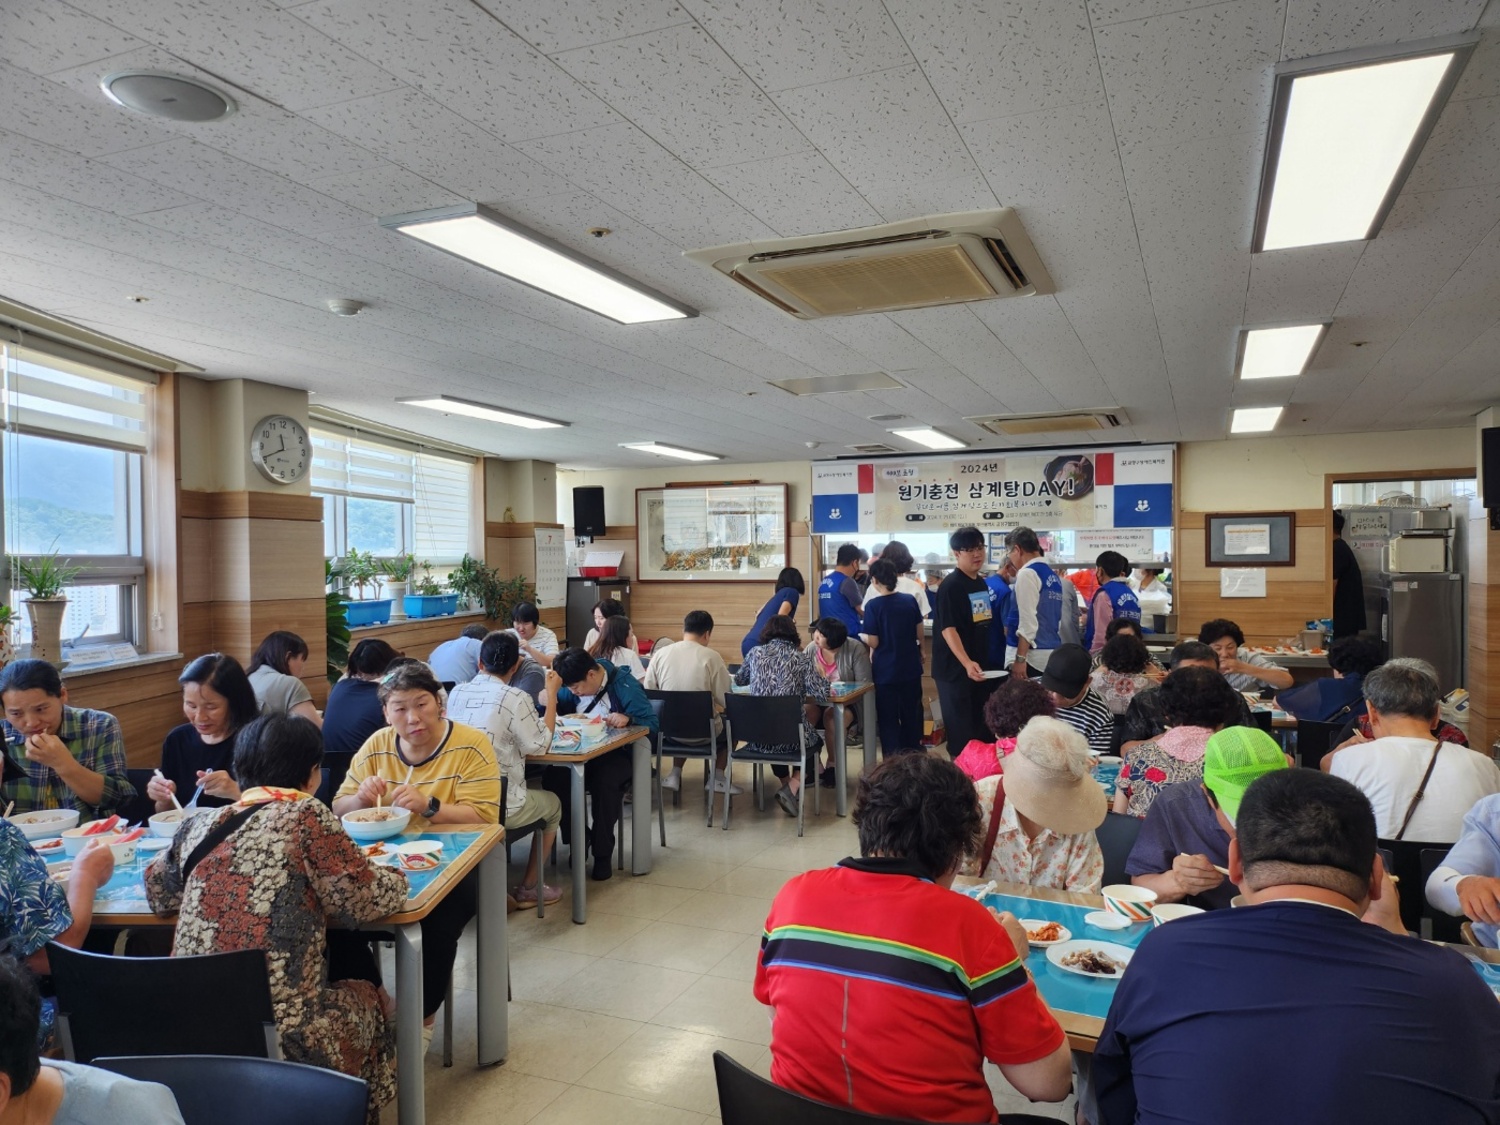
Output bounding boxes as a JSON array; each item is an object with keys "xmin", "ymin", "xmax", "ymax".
[
  {"xmin": 325, "ymin": 559, "xmax": 350, "ymax": 684},
  {"xmin": 481, "ymin": 571, "xmax": 535, "ymax": 623},
  {"xmin": 411, "ymin": 561, "xmax": 444, "ymax": 597},
  {"xmin": 381, "ymin": 553, "xmax": 417, "ymax": 582},
  {"xmin": 337, "ymin": 548, "xmax": 381, "ymax": 600},
  {"xmin": 0, "ymin": 603, "xmax": 15, "ymax": 630},
  {"xmin": 15, "ymin": 552, "xmax": 85, "ymax": 600},
  {"xmin": 447, "ymin": 554, "xmax": 487, "ymax": 607}
]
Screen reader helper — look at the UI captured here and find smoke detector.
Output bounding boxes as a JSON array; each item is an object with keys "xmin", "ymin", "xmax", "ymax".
[
  {"xmin": 101, "ymin": 71, "xmax": 236, "ymax": 122},
  {"xmin": 325, "ymin": 299, "xmax": 365, "ymax": 317}
]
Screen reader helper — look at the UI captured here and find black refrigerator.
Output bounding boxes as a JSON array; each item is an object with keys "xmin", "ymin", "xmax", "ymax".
[{"xmin": 565, "ymin": 576, "xmax": 631, "ymax": 648}]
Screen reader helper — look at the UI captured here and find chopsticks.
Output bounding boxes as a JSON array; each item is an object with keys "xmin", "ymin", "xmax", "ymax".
[
  {"xmin": 1180, "ymin": 853, "xmax": 1232, "ymax": 877},
  {"xmin": 153, "ymin": 768, "xmax": 184, "ymax": 811},
  {"xmin": 2, "ymin": 800, "xmax": 12, "ymax": 819}
]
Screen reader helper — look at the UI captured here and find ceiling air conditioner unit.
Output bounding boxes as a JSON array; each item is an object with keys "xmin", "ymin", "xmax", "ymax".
[
  {"xmin": 685, "ymin": 209, "xmax": 1052, "ymax": 320},
  {"xmin": 968, "ymin": 411, "xmax": 1127, "ymax": 437},
  {"xmin": 847, "ymin": 443, "xmax": 900, "ymax": 455}
]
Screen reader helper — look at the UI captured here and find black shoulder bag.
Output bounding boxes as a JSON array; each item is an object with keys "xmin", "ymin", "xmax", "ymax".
[{"xmin": 181, "ymin": 802, "xmax": 270, "ymax": 880}]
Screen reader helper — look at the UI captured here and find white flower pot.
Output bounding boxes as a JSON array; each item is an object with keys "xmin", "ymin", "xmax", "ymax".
[
  {"xmin": 25, "ymin": 597, "xmax": 68, "ymax": 666},
  {"xmin": 384, "ymin": 579, "xmax": 409, "ymax": 621}
]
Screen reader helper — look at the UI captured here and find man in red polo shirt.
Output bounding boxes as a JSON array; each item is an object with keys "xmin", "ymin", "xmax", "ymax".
[{"xmin": 754, "ymin": 754, "xmax": 1072, "ymax": 1123}]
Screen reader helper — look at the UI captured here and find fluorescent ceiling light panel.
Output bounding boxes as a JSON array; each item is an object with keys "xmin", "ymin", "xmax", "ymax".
[
  {"xmin": 1238, "ymin": 324, "xmax": 1327, "ymax": 379},
  {"xmin": 769, "ymin": 372, "xmax": 905, "ymax": 396},
  {"xmin": 890, "ymin": 426, "xmax": 967, "ymax": 450},
  {"xmin": 380, "ymin": 204, "xmax": 695, "ymax": 325},
  {"xmin": 620, "ymin": 441, "xmax": 721, "ymax": 462},
  {"xmin": 397, "ymin": 395, "xmax": 567, "ymax": 429},
  {"xmin": 1255, "ymin": 37, "xmax": 1475, "ymax": 252},
  {"xmin": 1230, "ymin": 407, "xmax": 1283, "ymax": 434}
]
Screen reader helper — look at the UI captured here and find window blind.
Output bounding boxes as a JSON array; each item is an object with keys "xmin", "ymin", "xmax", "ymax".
[
  {"xmin": 311, "ymin": 427, "xmax": 415, "ymax": 502},
  {"xmin": 413, "ymin": 452, "xmax": 471, "ymax": 563},
  {"xmin": 3, "ymin": 346, "xmax": 148, "ymax": 452}
]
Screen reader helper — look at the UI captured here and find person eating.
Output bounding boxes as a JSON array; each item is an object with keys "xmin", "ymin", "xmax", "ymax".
[
  {"xmin": 1114, "ymin": 666, "xmax": 1243, "ymax": 818},
  {"xmin": 1118, "ymin": 642, "xmax": 1254, "ymax": 753},
  {"xmin": 146, "ymin": 653, "xmax": 261, "ymax": 813},
  {"xmin": 1198, "ymin": 619, "xmax": 1293, "ymax": 692},
  {"xmin": 509, "ymin": 601, "xmax": 559, "ymax": 668},
  {"xmin": 0, "ymin": 660, "xmax": 133, "ymax": 820}
]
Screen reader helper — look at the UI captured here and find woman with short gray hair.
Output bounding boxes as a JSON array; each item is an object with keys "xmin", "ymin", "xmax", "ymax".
[{"xmin": 1325, "ymin": 663, "xmax": 1500, "ymax": 843}]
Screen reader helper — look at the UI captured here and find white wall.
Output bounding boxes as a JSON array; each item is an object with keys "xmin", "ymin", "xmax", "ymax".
[
  {"xmin": 557, "ymin": 459, "xmax": 813, "ymax": 528},
  {"xmin": 1178, "ymin": 427, "xmax": 1476, "ymax": 510}
]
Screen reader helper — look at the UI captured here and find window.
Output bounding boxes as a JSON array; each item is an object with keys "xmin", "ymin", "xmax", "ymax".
[
  {"xmin": 312, "ymin": 424, "xmax": 474, "ymax": 568},
  {"xmin": 1, "ymin": 343, "xmax": 149, "ymax": 648}
]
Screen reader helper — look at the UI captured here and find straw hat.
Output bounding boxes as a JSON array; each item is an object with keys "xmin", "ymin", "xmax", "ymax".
[{"xmin": 1000, "ymin": 716, "xmax": 1107, "ymax": 836}]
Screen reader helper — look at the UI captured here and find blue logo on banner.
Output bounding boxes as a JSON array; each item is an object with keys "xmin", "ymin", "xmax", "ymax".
[
  {"xmin": 1112, "ymin": 484, "xmax": 1174, "ymax": 528},
  {"xmin": 813, "ymin": 494, "xmax": 860, "ymax": 534}
]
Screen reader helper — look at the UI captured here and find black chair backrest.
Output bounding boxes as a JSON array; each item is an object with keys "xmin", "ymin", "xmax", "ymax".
[
  {"xmin": 646, "ymin": 689, "xmax": 716, "ymax": 742},
  {"xmin": 94, "ymin": 1055, "xmax": 367, "ymax": 1125},
  {"xmin": 1250, "ymin": 709, "xmax": 1274, "ymax": 734},
  {"xmin": 1419, "ymin": 845, "xmax": 1462, "ymax": 943},
  {"xmin": 1294, "ymin": 720, "xmax": 1345, "ymax": 767},
  {"xmin": 1095, "ymin": 812, "xmax": 1144, "ymax": 889},
  {"xmin": 724, "ymin": 694, "xmax": 804, "ymax": 747},
  {"xmin": 713, "ymin": 1050, "xmax": 1007, "ymax": 1125},
  {"xmin": 49, "ymin": 944, "xmax": 278, "ymax": 1062},
  {"xmin": 1378, "ymin": 839, "xmax": 1455, "ymax": 937}
]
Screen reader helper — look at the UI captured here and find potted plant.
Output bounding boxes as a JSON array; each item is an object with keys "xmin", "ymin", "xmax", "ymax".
[
  {"xmin": 403, "ymin": 562, "xmax": 459, "ymax": 619},
  {"xmin": 15, "ymin": 552, "xmax": 84, "ymax": 667},
  {"xmin": 448, "ymin": 553, "xmax": 487, "ymax": 611},
  {"xmin": 480, "ymin": 571, "xmax": 536, "ymax": 625},
  {"xmin": 381, "ymin": 553, "xmax": 417, "ymax": 622},
  {"xmin": 0, "ymin": 602, "xmax": 16, "ymax": 670},
  {"xmin": 325, "ymin": 559, "xmax": 350, "ymax": 684},
  {"xmin": 335, "ymin": 548, "xmax": 392, "ymax": 627}
]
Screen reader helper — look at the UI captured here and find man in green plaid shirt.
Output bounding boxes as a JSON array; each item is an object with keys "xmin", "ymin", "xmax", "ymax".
[{"xmin": 0, "ymin": 660, "xmax": 133, "ymax": 821}]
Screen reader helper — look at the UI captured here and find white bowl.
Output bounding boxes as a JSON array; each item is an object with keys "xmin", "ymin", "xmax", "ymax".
[
  {"xmin": 85, "ymin": 835, "xmax": 137, "ymax": 865},
  {"xmin": 341, "ymin": 806, "xmax": 412, "ymax": 842},
  {"xmin": 1101, "ymin": 883, "xmax": 1159, "ymax": 923},
  {"xmin": 62, "ymin": 825, "xmax": 122, "ymax": 856},
  {"xmin": 7, "ymin": 808, "xmax": 81, "ymax": 840},
  {"xmin": 1083, "ymin": 910, "xmax": 1131, "ymax": 932},
  {"xmin": 148, "ymin": 808, "xmax": 199, "ymax": 838},
  {"xmin": 1151, "ymin": 903, "xmax": 1205, "ymax": 927}
]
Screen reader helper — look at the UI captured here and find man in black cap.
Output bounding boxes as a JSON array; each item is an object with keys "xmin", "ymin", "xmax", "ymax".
[{"xmin": 1041, "ymin": 644, "xmax": 1114, "ymax": 755}]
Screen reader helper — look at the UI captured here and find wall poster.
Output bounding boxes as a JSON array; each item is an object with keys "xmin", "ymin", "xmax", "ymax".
[{"xmin": 635, "ymin": 484, "xmax": 788, "ymax": 582}]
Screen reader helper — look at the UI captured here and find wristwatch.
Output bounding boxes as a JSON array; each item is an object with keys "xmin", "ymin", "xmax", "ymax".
[{"xmin": 423, "ymin": 795, "xmax": 441, "ymax": 819}]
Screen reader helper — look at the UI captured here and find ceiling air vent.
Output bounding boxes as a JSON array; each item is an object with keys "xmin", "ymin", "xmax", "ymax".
[
  {"xmin": 685, "ymin": 209, "xmax": 1052, "ymax": 320},
  {"xmin": 968, "ymin": 411, "xmax": 1127, "ymax": 437},
  {"xmin": 847, "ymin": 443, "xmax": 900, "ymax": 455}
]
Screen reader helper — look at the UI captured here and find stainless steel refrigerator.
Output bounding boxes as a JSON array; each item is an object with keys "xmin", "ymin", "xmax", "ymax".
[
  {"xmin": 1343, "ymin": 506, "xmax": 1467, "ymax": 692},
  {"xmin": 565, "ymin": 576, "xmax": 631, "ymax": 649}
]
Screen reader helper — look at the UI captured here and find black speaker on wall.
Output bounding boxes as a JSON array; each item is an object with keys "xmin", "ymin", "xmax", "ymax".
[
  {"xmin": 574, "ymin": 486, "xmax": 606, "ymax": 537},
  {"xmin": 1482, "ymin": 427, "xmax": 1500, "ymax": 509}
]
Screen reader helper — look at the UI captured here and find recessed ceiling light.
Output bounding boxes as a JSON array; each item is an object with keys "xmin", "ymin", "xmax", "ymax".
[
  {"xmin": 1238, "ymin": 324, "xmax": 1328, "ymax": 379},
  {"xmin": 101, "ymin": 70, "xmax": 236, "ymax": 122},
  {"xmin": 1253, "ymin": 36, "xmax": 1475, "ymax": 251},
  {"xmin": 620, "ymin": 441, "xmax": 722, "ymax": 462},
  {"xmin": 889, "ymin": 426, "xmax": 967, "ymax": 451},
  {"xmin": 867, "ymin": 413, "xmax": 907, "ymax": 422},
  {"xmin": 397, "ymin": 395, "xmax": 567, "ymax": 430},
  {"xmin": 1230, "ymin": 407, "xmax": 1284, "ymax": 434},
  {"xmin": 769, "ymin": 372, "xmax": 905, "ymax": 396},
  {"xmin": 380, "ymin": 203, "xmax": 695, "ymax": 325}
]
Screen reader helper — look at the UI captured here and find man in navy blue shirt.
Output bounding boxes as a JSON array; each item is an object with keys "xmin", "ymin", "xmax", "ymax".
[
  {"xmin": 860, "ymin": 559, "xmax": 925, "ymax": 755},
  {"xmin": 1095, "ymin": 769, "xmax": 1500, "ymax": 1124},
  {"xmin": 817, "ymin": 543, "xmax": 864, "ymax": 638}
]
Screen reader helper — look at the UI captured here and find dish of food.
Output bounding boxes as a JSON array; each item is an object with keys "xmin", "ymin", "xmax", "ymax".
[
  {"xmin": 1042, "ymin": 454, "xmax": 1095, "ymax": 500},
  {"xmin": 341, "ymin": 805, "xmax": 412, "ymax": 842},
  {"xmin": 32, "ymin": 837, "xmax": 65, "ymax": 854},
  {"xmin": 346, "ymin": 808, "xmax": 400, "ymax": 823},
  {"xmin": 1046, "ymin": 940, "xmax": 1135, "ymax": 979},
  {"xmin": 362, "ymin": 841, "xmax": 389, "ymax": 858},
  {"xmin": 49, "ymin": 862, "xmax": 72, "ymax": 883},
  {"xmin": 1020, "ymin": 919, "xmax": 1070, "ymax": 947}
]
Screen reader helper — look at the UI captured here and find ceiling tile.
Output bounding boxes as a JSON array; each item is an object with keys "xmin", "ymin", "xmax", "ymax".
[
  {"xmin": 887, "ymin": 0, "xmax": 1105, "ymax": 125},
  {"xmin": 698, "ymin": 150, "xmax": 883, "ymax": 237},
  {"xmin": 1241, "ymin": 241, "xmax": 1365, "ymax": 322},
  {"xmin": 1404, "ymin": 94, "xmax": 1500, "ymax": 193},
  {"xmin": 296, "ymin": 0, "xmax": 619, "ymax": 140},
  {"xmin": 65, "ymin": 0, "xmax": 404, "ymax": 110},
  {"xmin": 684, "ymin": 0, "xmax": 912, "ymax": 93},
  {"xmin": 306, "ymin": 165, "xmax": 464, "ymax": 217},
  {"xmin": 301, "ymin": 88, "xmax": 575, "ymax": 205},
  {"xmin": 0, "ymin": 127, "xmax": 203, "ymax": 216},
  {"xmin": 553, "ymin": 23, "xmax": 808, "ymax": 169},
  {"xmin": 773, "ymin": 65, "xmax": 974, "ymax": 190},
  {"xmin": 0, "ymin": 59, "xmax": 172, "ymax": 156},
  {"xmin": 969, "ymin": 295, "xmax": 1116, "ymax": 407},
  {"xmin": 1279, "ymin": 0, "xmax": 1486, "ymax": 59},
  {"xmin": 1094, "ymin": 0, "xmax": 1284, "ymax": 154},
  {"xmin": 813, "ymin": 315, "xmax": 946, "ymax": 372},
  {"xmin": 858, "ymin": 168, "xmax": 1000, "ymax": 223},
  {"xmin": 474, "ymin": 0, "xmax": 689, "ymax": 54},
  {"xmin": 1452, "ymin": 24, "xmax": 1500, "ymax": 103},
  {"xmin": 887, "ymin": 305, "xmax": 1058, "ymax": 413},
  {"xmin": 0, "ymin": 0, "xmax": 146, "ymax": 75},
  {"xmin": 1088, "ymin": 1, "xmax": 1218, "ymax": 25}
]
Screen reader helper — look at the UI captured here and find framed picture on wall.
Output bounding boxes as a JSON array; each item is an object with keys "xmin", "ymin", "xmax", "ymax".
[
  {"xmin": 1205, "ymin": 511, "xmax": 1296, "ymax": 567},
  {"xmin": 635, "ymin": 483, "xmax": 789, "ymax": 582}
]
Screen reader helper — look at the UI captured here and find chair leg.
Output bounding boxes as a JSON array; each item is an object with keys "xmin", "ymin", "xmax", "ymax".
[
  {"xmin": 533, "ymin": 827, "xmax": 545, "ymax": 920},
  {"xmin": 443, "ymin": 979, "xmax": 454, "ymax": 1067},
  {"xmin": 796, "ymin": 749, "xmax": 806, "ymax": 838},
  {"xmin": 722, "ymin": 760, "xmax": 733, "ymax": 830},
  {"xmin": 657, "ymin": 763, "xmax": 668, "ymax": 845},
  {"xmin": 705, "ymin": 756, "xmax": 717, "ymax": 828},
  {"xmin": 617, "ymin": 808, "xmax": 625, "ymax": 871}
]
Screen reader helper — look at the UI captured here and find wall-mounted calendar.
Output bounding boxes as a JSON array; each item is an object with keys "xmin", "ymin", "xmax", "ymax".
[{"xmin": 533, "ymin": 528, "xmax": 567, "ymax": 608}]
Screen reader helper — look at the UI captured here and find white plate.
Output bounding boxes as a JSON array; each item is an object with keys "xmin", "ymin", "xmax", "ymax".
[
  {"xmin": 1046, "ymin": 940, "xmax": 1135, "ymax": 979},
  {"xmin": 136, "ymin": 836, "xmax": 172, "ymax": 852},
  {"xmin": 31, "ymin": 837, "xmax": 65, "ymax": 854},
  {"xmin": 1020, "ymin": 919, "xmax": 1071, "ymax": 947},
  {"xmin": 979, "ymin": 669, "xmax": 1007, "ymax": 679},
  {"xmin": 393, "ymin": 840, "xmax": 443, "ymax": 858},
  {"xmin": 1083, "ymin": 910, "xmax": 1131, "ymax": 932}
]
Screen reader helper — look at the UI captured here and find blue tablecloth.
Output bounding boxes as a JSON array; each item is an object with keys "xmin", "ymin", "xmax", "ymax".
[
  {"xmin": 42, "ymin": 830, "xmax": 483, "ymax": 913},
  {"xmin": 984, "ymin": 891, "xmax": 1154, "ymax": 1020},
  {"xmin": 1471, "ymin": 959, "xmax": 1500, "ymax": 999}
]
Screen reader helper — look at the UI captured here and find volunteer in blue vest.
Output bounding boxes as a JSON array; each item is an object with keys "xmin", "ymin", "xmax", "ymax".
[
  {"xmin": 932, "ymin": 527, "xmax": 997, "ymax": 755},
  {"xmin": 1005, "ymin": 526, "xmax": 1065, "ymax": 680},
  {"xmin": 1084, "ymin": 550, "xmax": 1143, "ymax": 655},
  {"xmin": 818, "ymin": 544, "xmax": 865, "ymax": 637},
  {"xmin": 986, "ymin": 557, "xmax": 1017, "ymax": 672}
]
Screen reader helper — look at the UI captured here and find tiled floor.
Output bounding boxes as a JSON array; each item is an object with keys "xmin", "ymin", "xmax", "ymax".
[{"xmin": 405, "ymin": 765, "xmax": 1078, "ymax": 1123}]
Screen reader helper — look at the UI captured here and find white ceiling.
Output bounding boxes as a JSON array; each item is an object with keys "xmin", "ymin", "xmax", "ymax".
[{"xmin": 0, "ymin": 0, "xmax": 1497, "ymax": 467}]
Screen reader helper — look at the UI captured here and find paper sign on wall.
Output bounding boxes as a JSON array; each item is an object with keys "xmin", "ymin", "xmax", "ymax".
[
  {"xmin": 1223, "ymin": 523, "xmax": 1271, "ymax": 556},
  {"xmin": 533, "ymin": 528, "xmax": 567, "ymax": 609},
  {"xmin": 1220, "ymin": 568, "xmax": 1267, "ymax": 598}
]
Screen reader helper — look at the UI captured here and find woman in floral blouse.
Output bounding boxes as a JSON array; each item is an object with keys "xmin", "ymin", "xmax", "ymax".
[
  {"xmin": 1090, "ymin": 631, "xmax": 1160, "ymax": 717},
  {"xmin": 145, "ymin": 715, "xmax": 406, "ymax": 1124},
  {"xmin": 735, "ymin": 614, "xmax": 830, "ymax": 818},
  {"xmin": 1114, "ymin": 667, "xmax": 1243, "ymax": 818}
]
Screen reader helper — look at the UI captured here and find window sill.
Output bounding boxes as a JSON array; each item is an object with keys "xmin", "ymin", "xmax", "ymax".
[
  {"xmin": 348, "ymin": 608, "xmax": 490, "ymax": 635},
  {"xmin": 59, "ymin": 651, "xmax": 184, "ymax": 681}
]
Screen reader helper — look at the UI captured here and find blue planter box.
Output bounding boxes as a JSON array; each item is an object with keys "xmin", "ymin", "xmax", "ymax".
[
  {"xmin": 344, "ymin": 599, "xmax": 393, "ymax": 627},
  {"xmin": 404, "ymin": 593, "xmax": 459, "ymax": 619}
]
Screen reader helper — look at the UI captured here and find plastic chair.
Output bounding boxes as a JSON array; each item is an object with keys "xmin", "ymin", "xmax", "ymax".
[
  {"xmin": 712, "ymin": 1050, "xmax": 1056, "ymax": 1125},
  {"xmin": 94, "ymin": 1054, "xmax": 366, "ymax": 1125},
  {"xmin": 48, "ymin": 944, "xmax": 279, "ymax": 1062},
  {"xmin": 1250, "ymin": 710, "xmax": 1274, "ymax": 735},
  {"xmin": 647, "ymin": 689, "xmax": 720, "ymax": 828},
  {"xmin": 722, "ymin": 694, "xmax": 816, "ymax": 836},
  {"xmin": 1377, "ymin": 840, "xmax": 1459, "ymax": 940},
  {"xmin": 1419, "ymin": 845, "xmax": 1462, "ymax": 943},
  {"xmin": 1293, "ymin": 720, "xmax": 1344, "ymax": 767},
  {"xmin": 1095, "ymin": 812, "xmax": 1143, "ymax": 889}
]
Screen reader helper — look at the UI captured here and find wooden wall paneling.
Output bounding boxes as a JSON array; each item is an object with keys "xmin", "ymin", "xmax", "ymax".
[
  {"xmin": 180, "ymin": 518, "xmax": 213, "ymax": 605},
  {"xmin": 206, "ymin": 518, "xmax": 324, "ymax": 603},
  {"xmin": 62, "ymin": 663, "xmax": 185, "ymax": 768},
  {"xmin": 350, "ymin": 614, "xmax": 505, "ymax": 657}
]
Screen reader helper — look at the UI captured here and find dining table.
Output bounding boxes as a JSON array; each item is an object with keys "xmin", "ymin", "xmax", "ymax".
[
  {"xmin": 40, "ymin": 823, "xmax": 508, "ymax": 1125},
  {"xmin": 527, "ymin": 723, "xmax": 652, "ymax": 924}
]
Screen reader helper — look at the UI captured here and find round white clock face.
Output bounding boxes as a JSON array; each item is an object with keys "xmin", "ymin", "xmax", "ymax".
[{"xmin": 249, "ymin": 415, "xmax": 310, "ymax": 485}]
